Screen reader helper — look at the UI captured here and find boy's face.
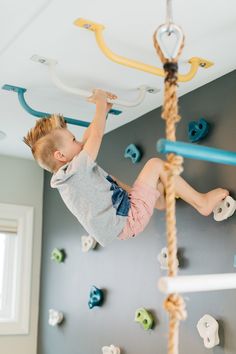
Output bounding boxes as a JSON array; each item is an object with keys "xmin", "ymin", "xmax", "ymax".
[{"xmin": 56, "ymin": 129, "xmax": 83, "ymax": 162}]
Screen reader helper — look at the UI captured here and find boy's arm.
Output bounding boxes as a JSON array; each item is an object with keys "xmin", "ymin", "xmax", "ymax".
[
  {"xmin": 82, "ymin": 103, "xmax": 106, "ymax": 161},
  {"xmin": 82, "ymin": 89, "xmax": 116, "ymax": 160},
  {"xmin": 81, "ymin": 124, "xmax": 92, "ymax": 145}
]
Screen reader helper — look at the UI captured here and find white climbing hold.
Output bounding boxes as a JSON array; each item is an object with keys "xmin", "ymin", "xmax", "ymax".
[
  {"xmin": 81, "ymin": 235, "xmax": 97, "ymax": 252},
  {"xmin": 48, "ymin": 309, "xmax": 64, "ymax": 326},
  {"xmin": 157, "ymin": 247, "xmax": 179, "ymax": 270},
  {"xmin": 158, "ymin": 247, "xmax": 169, "ymax": 270},
  {"xmin": 213, "ymin": 196, "xmax": 236, "ymax": 221},
  {"xmin": 102, "ymin": 345, "xmax": 121, "ymax": 354},
  {"xmin": 197, "ymin": 314, "xmax": 219, "ymax": 349}
]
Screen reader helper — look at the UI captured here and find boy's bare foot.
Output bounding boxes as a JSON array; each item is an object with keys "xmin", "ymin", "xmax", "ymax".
[
  {"xmin": 197, "ymin": 188, "xmax": 229, "ymax": 216},
  {"xmin": 155, "ymin": 182, "xmax": 166, "ymax": 210}
]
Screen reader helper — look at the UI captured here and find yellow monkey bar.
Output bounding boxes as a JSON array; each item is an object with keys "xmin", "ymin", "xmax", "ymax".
[{"xmin": 74, "ymin": 18, "xmax": 213, "ymax": 82}]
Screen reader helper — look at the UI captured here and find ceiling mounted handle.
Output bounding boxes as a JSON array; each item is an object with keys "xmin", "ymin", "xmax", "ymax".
[
  {"xmin": 2, "ymin": 84, "xmax": 90, "ymax": 127},
  {"xmin": 31, "ymin": 55, "xmax": 158, "ymax": 108},
  {"xmin": 74, "ymin": 18, "xmax": 214, "ymax": 82}
]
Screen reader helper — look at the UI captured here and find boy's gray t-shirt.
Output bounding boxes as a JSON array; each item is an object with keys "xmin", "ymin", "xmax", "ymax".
[{"xmin": 50, "ymin": 149, "xmax": 128, "ymax": 247}]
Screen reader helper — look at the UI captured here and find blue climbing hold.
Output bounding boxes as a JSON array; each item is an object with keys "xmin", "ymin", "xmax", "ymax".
[
  {"xmin": 188, "ymin": 118, "xmax": 209, "ymax": 143},
  {"xmin": 88, "ymin": 286, "xmax": 104, "ymax": 309},
  {"xmin": 124, "ymin": 144, "xmax": 142, "ymax": 163}
]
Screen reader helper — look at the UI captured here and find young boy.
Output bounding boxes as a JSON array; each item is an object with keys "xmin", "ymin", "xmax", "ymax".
[{"xmin": 23, "ymin": 89, "xmax": 228, "ymax": 246}]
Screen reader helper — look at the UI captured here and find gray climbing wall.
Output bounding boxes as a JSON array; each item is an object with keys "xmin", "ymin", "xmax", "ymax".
[{"xmin": 38, "ymin": 70, "xmax": 236, "ymax": 354}]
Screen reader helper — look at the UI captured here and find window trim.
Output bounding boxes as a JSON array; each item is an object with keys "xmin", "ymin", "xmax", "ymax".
[{"xmin": 0, "ymin": 203, "xmax": 34, "ymax": 335}]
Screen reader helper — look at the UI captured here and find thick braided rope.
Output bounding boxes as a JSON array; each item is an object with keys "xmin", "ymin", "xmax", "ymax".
[{"xmin": 153, "ymin": 28, "xmax": 187, "ymax": 354}]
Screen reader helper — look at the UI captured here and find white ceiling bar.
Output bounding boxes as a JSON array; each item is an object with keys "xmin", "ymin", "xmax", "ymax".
[
  {"xmin": 158, "ymin": 273, "xmax": 236, "ymax": 294},
  {"xmin": 31, "ymin": 55, "xmax": 159, "ymax": 107}
]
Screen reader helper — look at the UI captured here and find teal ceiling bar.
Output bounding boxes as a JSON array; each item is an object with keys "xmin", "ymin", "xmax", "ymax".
[{"xmin": 2, "ymin": 84, "xmax": 121, "ymax": 128}]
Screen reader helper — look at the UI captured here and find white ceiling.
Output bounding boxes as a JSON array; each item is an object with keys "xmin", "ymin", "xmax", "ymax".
[{"xmin": 0, "ymin": 0, "xmax": 236, "ymax": 159}]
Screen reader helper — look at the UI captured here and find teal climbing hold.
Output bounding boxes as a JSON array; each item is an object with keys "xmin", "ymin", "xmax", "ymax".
[
  {"xmin": 188, "ymin": 118, "xmax": 209, "ymax": 142},
  {"xmin": 124, "ymin": 144, "xmax": 142, "ymax": 163},
  {"xmin": 88, "ymin": 286, "xmax": 104, "ymax": 309}
]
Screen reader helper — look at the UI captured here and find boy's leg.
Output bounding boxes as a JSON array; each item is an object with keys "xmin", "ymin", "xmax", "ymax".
[
  {"xmin": 156, "ymin": 181, "xmax": 166, "ymax": 210},
  {"xmin": 134, "ymin": 158, "xmax": 229, "ymax": 216}
]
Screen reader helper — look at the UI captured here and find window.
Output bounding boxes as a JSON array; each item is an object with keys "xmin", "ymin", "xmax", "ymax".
[
  {"xmin": 0, "ymin": 204, "xmax": 34, "ymax": 335},
  {"xmin": 0, "ymin": 231, "xmax": 17, "ymax": 321}
]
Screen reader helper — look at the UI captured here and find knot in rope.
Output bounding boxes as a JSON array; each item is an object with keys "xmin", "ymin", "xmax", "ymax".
[
  {"xmin": 163, "ymin": 62, "xmax": 178, "ymax": 85},
  {"xmin": 164, "ymin": 154, "xmax": 183, "ymax": 175},
  {"xmin": 164, "ymin": 294, "xmax": 187, "ymax": 321},
  {"xmin": 161, "ymin": 110, "xmax": 181, "ymax": 125}
]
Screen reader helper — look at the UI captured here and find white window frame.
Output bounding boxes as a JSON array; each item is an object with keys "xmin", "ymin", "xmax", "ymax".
[{"xmin": 0, "ymin": 203, "xmax": 34, "ymax": 335}]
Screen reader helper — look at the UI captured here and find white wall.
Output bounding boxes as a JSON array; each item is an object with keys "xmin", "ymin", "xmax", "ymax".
[{"xmin": 0, "ymin": 155, "xmax": 44, "ymax": 354}]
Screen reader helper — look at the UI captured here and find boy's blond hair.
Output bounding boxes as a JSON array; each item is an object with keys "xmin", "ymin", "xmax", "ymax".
[{"xmin": 23, "ymin": 114, "xmax": 67, "ymax": 173}]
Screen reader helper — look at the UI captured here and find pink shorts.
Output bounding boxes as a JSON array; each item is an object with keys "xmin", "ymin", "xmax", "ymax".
[{"xmin": 118, "ymin": 181, "xmax": 160, "ymax": 240}]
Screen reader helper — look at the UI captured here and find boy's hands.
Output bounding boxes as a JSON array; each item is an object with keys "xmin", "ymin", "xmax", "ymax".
[{"xmin": 88, "ymin": 89, "xmax": 117, "ymax": 112}]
